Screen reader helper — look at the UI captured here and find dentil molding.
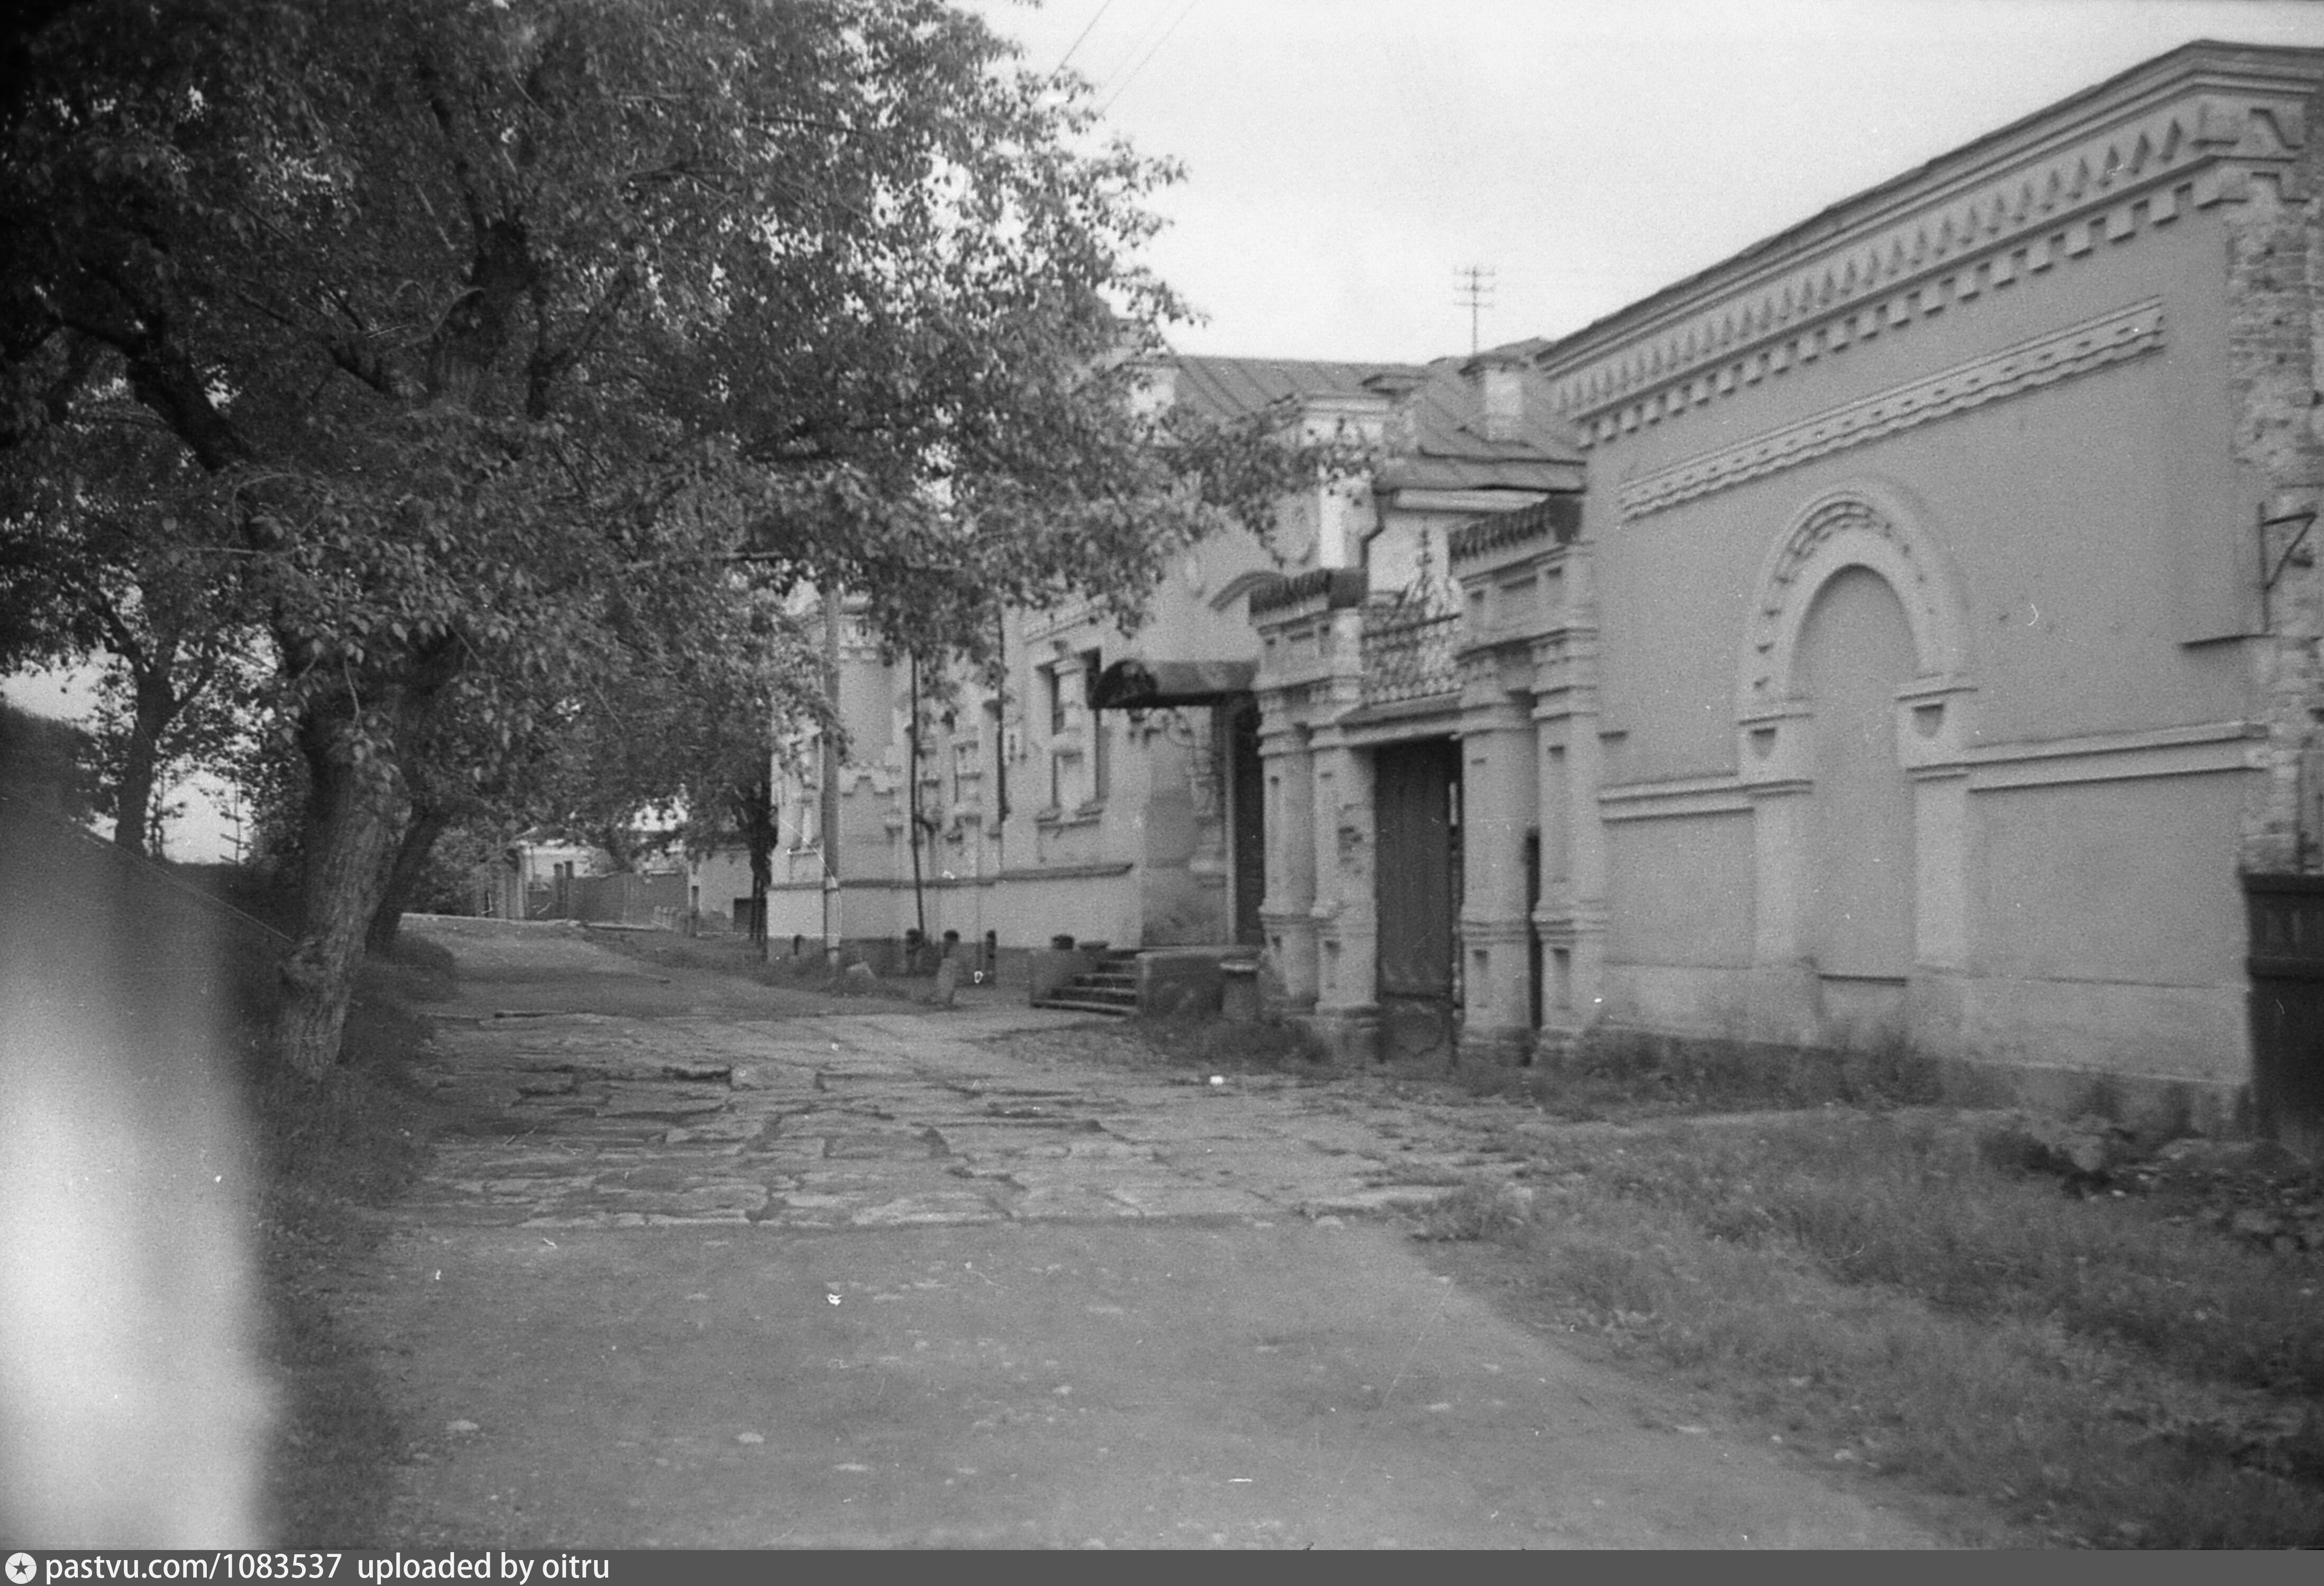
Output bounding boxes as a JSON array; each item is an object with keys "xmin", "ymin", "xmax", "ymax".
[{"xmin": 1618, "ymin": 298, "xmax": 2165, "ymax": 520}]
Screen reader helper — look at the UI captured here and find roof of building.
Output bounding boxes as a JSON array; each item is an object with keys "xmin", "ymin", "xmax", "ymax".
[
  {"xmin": 1160, "ymin": 352, "xmax": 1584, "ymax": 494},
  {"xmin": 1374, "ymin": 356, "xmax": 1586, "ymax": 494},
  {"xmin": 1166, "ymin": 356, "xmax": 1425, "ymax": 422}
]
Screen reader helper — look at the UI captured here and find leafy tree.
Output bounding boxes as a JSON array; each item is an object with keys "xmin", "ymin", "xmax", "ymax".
[
  {"xmin": 0, "ymin": 396, "xmax": 266, "ymax": 854},
  {"xmin": 4, "ymin": 0, "xmax": 1292, "ymax": 1076},
  {"xmin": 364, "ymin": 574, "xmax": 824, "ymax": 952}
]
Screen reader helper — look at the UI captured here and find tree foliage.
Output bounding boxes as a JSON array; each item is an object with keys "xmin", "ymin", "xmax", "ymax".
[
  {"xmin": 3, "ymin": 0, "xmax": 1292, "ymax": 1075},
  {"xmin": 0, "ymin": 699, "xmax": 103, "ymax": 823},
  {"xmin": 0, "ymin": 390, "xmax": 264, "ymax": 852}
]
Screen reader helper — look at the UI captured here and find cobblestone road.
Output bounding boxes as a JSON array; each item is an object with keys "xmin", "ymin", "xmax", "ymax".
[
  {"xmin": 366, "ymin": 921, "xmax": 1941, "ymax": 1548},
  {"xmin": 406, "ymin": 977, "xmax": 1521, "ymax": 1233}
]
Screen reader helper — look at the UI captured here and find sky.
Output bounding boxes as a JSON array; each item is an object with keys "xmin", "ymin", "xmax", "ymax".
[
  {"xmin": 13, "ymin": 0, "xmax": 2324, "ymax": 859},
  {"xmin": 962, "ymin": 0, "xmax": 2324, "ymax": 362}
]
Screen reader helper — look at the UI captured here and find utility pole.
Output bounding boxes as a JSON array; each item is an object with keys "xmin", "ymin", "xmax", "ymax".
[
  {"xmin": 1454, "ymin": 264, "xmax": 1496, "ymax": 355},
  {"xmin": 821, "ymin": 589, "xmax": 843, "ymax": 969}
]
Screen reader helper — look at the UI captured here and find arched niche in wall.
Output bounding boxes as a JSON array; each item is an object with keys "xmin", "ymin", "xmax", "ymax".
[
  {"xmin": 1735, "ymin": 480, "xmax": 1977, "ymax": 783},
  {"xmin": 1731, "ymin": 481, "xmax": 1979, "ymax": 1011}
]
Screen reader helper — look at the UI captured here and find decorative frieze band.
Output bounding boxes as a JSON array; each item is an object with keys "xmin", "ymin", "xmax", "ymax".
[{"xmin": 1618, "ymin": 298, "xmax": 2165, "ymax": 520}]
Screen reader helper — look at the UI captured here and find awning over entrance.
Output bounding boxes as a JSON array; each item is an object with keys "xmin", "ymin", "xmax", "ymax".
[{"xmin": 1089, "ymin": 657, "xmax": 1256, "ymax": 711}]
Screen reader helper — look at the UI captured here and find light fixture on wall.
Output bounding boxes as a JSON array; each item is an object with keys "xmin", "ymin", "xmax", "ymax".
[{"xmin": 2259, "ymin": 494, "xmax": 2320, "ymax": 630}]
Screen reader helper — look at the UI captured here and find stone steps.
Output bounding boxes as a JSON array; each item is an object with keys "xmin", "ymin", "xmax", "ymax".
[{"xmin": 1034, "ymin": 950, "xmax": 1141, "ymax": 1017}]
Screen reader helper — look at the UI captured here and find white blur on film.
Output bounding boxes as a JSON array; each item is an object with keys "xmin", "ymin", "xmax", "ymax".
[{"xmin": 0, "ymin": 794, "xmax": 273, "ymax": 1545}]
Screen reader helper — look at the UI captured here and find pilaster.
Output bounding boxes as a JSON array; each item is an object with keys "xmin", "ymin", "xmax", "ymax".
[
  {"xmin": 1258, "ymin": 711, "xmax": 1317, "ymax": 1011},
  {"xmin": 1731, "ymin": 615, "xmax": 1818, "ymax": 1037},
  {"xmin": 1456, "ymin": 694, "xmax": 1537, "ymax": 1064}
]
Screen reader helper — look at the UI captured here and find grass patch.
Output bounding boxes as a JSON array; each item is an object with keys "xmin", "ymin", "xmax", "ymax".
[
  {"xmin": 1119, "ymin": 1014, "xmax": 1331, "ymax": 1072},
  {"xmin": 1433, "ymin": 1028, "xmax": 1949, "ymax": 1121},
  {"xmin": 993, "ymin": 1012, "xmax": 1337, "ymax": 1084},
  {"xmin": 1411, "ymin": 1179, "xmax": 1538, "ymax": 1242},
  {"xmin": 1454, "ymin": 1111, "xmax": 2324, "ymax": 1547}
]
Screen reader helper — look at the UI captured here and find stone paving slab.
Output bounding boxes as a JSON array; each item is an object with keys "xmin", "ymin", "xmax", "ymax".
[
  {"xmin": 405, "ymin": 980, "xmax": 1533, "ymax": 1229},
  {"xmin": 365, "ymin": 922, "xmax": 1969, "ymax": 1549},
  {"xmin": 410, "ymin": 928, "xmax": 1673, "ymax": 1235}
]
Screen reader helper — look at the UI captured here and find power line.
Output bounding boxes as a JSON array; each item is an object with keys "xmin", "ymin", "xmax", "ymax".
[
  {"xmin": 1087, "ymin": 0, "xmax": 1171, "ymax": 100},
  {"xmin": 1097, "ymin": 0, "xmax": 1197, "ymax": 116},
  {"xmin": 1053, "ymin": 0, "xmax": 1115, "ymax": 77}
]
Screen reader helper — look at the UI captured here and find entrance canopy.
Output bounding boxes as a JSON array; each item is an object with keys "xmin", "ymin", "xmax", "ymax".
[{"xmin": 1089, "ymin": 657, "xmax": 1256, "ymax": 711}]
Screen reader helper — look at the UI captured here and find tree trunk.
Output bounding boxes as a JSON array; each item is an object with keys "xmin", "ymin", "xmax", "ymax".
[
  {"xmin": 110, "ymin": 667, "xmax": 176, "ymax": 855},
  {"xmin": 366, "ymin": 802, "xmax": 451, "ymax": 956},
  {"xmin": 743, "ymin": 775, "xmax": 775, "ymax": 962},
  {"xmin": 273, "ymin": 705, "xmax": 408, "ymax": 1078}
]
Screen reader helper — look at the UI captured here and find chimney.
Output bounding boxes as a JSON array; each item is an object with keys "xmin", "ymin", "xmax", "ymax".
[{"xmin": 1475, "ymin": 355, "xmax": 1525, "ymax": 443}]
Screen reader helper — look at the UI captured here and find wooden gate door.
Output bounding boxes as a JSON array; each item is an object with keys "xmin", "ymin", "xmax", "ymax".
[
  {"xmin": 1373, "ymin": 739, "xmax": 1460, "ymax": 1002},
  {"xmin": 2247, "ymin": 873, "xmax": 2324, "ymax": 1153}
]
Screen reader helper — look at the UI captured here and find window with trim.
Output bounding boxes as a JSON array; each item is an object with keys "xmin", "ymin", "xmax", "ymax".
[
  {"xmin": 1049, "ymin": 737, "xmax": 1086, "ymax": 811},
  {"xmin": 1034, "ymin": 652, "xmax": 1111, "ymax": 816}
]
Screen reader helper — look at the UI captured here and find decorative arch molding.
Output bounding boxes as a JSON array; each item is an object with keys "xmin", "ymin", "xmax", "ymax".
[
  {"xmin": 1211, "ymin": 567, "xmax": 1289, "ymax": 615},
  {"xmin": 1733, "ymin": 483, "xmax": 1979, "ymax": 1039},
  {"xmin": 1740, "ymin": 482, "xmax": 1974, "ymax": 717}
]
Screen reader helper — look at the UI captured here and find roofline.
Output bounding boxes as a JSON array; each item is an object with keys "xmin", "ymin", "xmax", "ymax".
[
  {"xmin": 1534, "ymin": 39, "xmax": 2324, "ymax": 378},
  {"xmin": 1157, "ymin": 353, "xmax": 1431, "ymax": 378}
]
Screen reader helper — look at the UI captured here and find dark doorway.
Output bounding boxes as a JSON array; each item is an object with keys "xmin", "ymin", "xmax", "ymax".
[
  {"xmin": 1373, "ymin": 739, "xmax": 1461, "ymax": 1003},
  {"xmin": 1229, "ymin": 699, "xmax": 1266, "ymax": 946},
  {"xmin": 2247, "ymin": 873, "xmax": 2324, "ymax": 1155},
  {"xmin": 1525, "ymin": 828, "xmax": 1543, "ymax": 1035}
]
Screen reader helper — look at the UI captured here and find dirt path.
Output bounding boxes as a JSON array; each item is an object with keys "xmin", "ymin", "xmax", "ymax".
[{"xmin": 355, "ymin": 921, "xmax": 1941, "ymax": 1548}]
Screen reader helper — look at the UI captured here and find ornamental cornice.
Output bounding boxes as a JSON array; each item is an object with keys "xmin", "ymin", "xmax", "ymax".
[
  {"xmin": 1618, "ymin": 297, "xmax": 2164, "ymax": 519},
  {"xmin": 1023, "ymin": 599, "xmax": 1100, "ymax": 641},
  {"xmin": 1249, "ymin": 565, "xmax": 1368, "ymax": 623},
  {"xmin": 1447, "ymin": 494, "xmax": 1582, "ymax": 563},
  {"xmin": 1536, "ymin": 54, "xmax": 2314, "ymax": 445}
]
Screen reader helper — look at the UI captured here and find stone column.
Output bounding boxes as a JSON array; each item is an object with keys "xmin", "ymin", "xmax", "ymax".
[
  {"xmin": 1258, "ymin": 712, "xmax": 1317, "ymax": 1011},
  {"xmin": 1457, "ymin": 698, "xmax": 1537, "ymax": 1064}
]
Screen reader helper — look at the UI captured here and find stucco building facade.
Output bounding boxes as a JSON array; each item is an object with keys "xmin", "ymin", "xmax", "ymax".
[
  {"xmin": 1254, "ymin": 40, "xmax": 2324, "ymax": 1132},
  {"xmin": 703, "ymin": 41, "xmax": 2324, "ymax": 1135},
  {"xmin": 736, "ymin": 358, "xmax": 1445, "ymax": 986}
]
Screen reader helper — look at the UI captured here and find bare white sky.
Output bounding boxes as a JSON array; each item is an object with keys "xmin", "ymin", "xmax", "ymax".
[
  {"xmin": 966, "ymin": 0, "xmax": 2324, "ymax": 361},
  {"xmin": 16, "ymin": 0, "xmax": 2324, "ymax": 857}
]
